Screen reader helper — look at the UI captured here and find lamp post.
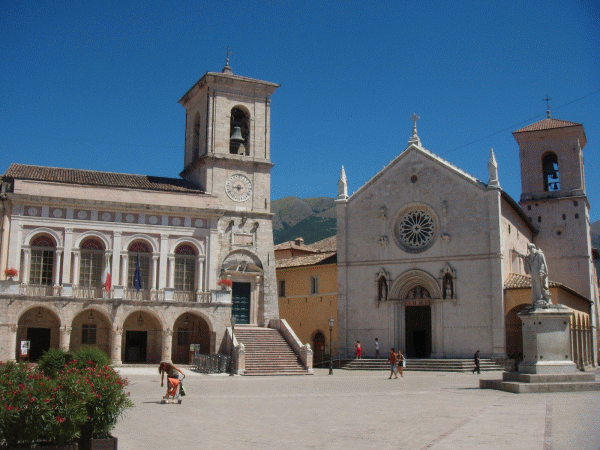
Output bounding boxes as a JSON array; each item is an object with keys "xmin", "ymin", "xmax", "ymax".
[
  {"xmin": 328, "ymin": 318, "xmax": 334, "ymax": 375},
  {"xmin": 230, "ymin": 315, "xmax": 236, "ymax": 376}
]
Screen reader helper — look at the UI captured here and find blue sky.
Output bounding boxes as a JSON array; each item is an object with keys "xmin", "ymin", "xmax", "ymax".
[{"xmin": 1, "ymin": 1, "xmax": 599, "ymax": 221}]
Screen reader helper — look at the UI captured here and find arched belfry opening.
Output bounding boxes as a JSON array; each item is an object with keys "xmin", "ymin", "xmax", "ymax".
[
  {"xmin": 230, "ymin": 107, "xmax": 250, "ymax": 155},
  {"xmin": 542, "ymin": 152, "xmax": 560, "ymax": 191}
]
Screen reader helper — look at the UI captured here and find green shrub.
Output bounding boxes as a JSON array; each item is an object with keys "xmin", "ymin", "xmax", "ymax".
[
  {"xmin": 37, "ymin": 348, "xmax": 73, "ymax": 378},
  {"xmin": 72, "ymin": 346, "xmax": 112, "ymax": 369}
]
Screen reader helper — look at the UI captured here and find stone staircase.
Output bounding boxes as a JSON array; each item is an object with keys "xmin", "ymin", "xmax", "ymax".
[
  {"xmin": 233, "ymin": 326, "xmax": 309, "ymax": 376},
  {"xmin": 343, "ymin": 358, "xmax": 505, "ymax": 372}
]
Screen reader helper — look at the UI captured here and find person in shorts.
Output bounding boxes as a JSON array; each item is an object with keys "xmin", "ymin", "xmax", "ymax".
[{"xmin": 388, "ymin": 348, "xmax": 399, "ymax": 379}]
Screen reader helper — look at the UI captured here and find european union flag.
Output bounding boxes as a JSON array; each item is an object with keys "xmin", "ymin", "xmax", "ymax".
[{"xmin": 134, "ymin": 254, "xmax": 142, "ymax": 291}]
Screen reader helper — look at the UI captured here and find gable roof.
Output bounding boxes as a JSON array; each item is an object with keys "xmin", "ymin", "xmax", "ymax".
[
  {"xmin": 3, "ymin": 164, "xmax": 204, "ymax": 194},
  {"xmin": 276, "ymin": 252, "xmax": 337, "ymax": 269},
  {"xmin": 350, "ymin": 144, "xmax": 485, "ymax": 201}
]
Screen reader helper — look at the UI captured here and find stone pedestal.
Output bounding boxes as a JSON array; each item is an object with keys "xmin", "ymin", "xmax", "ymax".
[{"xmin": 518, "ymin": 305, "xmax": 577, "ymax": 374}]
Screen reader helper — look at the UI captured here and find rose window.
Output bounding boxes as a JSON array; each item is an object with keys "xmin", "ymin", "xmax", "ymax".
[{"xmin": 395, "ymin": 209, "xmax": 436, "ymax": 252}]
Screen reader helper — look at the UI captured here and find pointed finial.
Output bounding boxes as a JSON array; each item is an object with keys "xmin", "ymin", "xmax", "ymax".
[
  {"xmin": 408, "ymin": 113, "xmax": 421, "ymax": 146},
  {"xmin": 222, "ymin": 45, "xmax": 233, "ymax": 74},
  {"xmin": 337, "ymin": 166, "xmax": 348, "ymax": 199},
  {"xmin": 543, "ymin": 95, "xmax": 552, "ymax": 118},
  {"xmin": 487, "ymin": 148, "xmax": 500, "ymax": 189}
]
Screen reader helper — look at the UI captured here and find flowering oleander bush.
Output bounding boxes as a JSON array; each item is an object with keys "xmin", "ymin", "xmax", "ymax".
[
  {"xmin": 217, "ymin": 278, "xmax": 233, "ymax": 288},
  {"xmin": 3, "ymin": 267, "xmax": 17, "ymax": 277},
  {"xmin": 0, "ymin": 348, "xmax": 133, "ymax": 448}
]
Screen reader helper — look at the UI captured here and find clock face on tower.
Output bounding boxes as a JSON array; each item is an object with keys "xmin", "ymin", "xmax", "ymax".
[{"xmin": 225, "ymin": 174, "xmax": 253, "ymax": 202}]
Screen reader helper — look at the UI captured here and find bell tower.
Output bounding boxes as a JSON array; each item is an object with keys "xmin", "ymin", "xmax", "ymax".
[
  {"xmin": 513, "ymin": 114, "xmax": 595, "ymax": 301},
  {"xmin": 178, "ymin": 61, "xmax": 279, "ymax": 213}
]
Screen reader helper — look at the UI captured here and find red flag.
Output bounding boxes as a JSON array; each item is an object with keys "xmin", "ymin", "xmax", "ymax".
[{"xmin": 102, "ymin": 256, "xmax": 111, "ymax": 292}]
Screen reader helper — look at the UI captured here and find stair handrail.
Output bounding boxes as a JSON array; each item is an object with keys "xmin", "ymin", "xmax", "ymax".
[{"xmin": 269, "ymin": 319, "xmax": 313, "ymax": 373}]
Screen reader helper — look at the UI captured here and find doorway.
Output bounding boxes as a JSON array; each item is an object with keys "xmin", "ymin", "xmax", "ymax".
[
  {"xmin": 232, "ymin": 282, "xmax": 251, "ymax": 325},
  {"xmin": 404, "ymin": 305, "xmax": 432, "ymax": 358},
  {"xmin": 26, "ymin": 327, "xmax": 51, "ymax": 362},
  {"xmin": 125, "ymin": 331, "xmax": 147, "ymax": 363}
]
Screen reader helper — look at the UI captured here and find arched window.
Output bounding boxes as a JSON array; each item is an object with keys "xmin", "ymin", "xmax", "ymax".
[
  {"xmin": 30, "ymin": 235, "xmax": 56, "ymax": 285},
  {"xmin": 192, "ymin": 112, "xmax": 201, "ymax": 156},
  {"xmin": 79, "ymin": 238, "xmax": 104, "ymax": 288},
  {"xmin": 229, "ymin": 107, "xmax": 250, "ymax": 155},
  {"xmin": 175, "ymin": 244, "xmax": 196, "ymax": 292},
  {"xmin": 128, "ymin": 241, "xmax": 151, "ymax": 289},
  {"xmin": 377, "ymin": 276, "xmax": 388, "ymax": 301},
  {"xmin": 542, "ymin": 153, "xmax": 560, "ymax": 191}
]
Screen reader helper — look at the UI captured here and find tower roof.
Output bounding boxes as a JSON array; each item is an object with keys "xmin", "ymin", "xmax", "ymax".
[{"xmin": 513, "ymin": 118, "xmax": 581, "ymax": 133}]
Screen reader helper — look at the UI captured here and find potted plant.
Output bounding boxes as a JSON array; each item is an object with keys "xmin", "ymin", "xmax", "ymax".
[
  {"xmin": 217, "ymin": 279, "xmax": 233, "ymax": 290},
  {"xmin": 4, "ymin": 267, "xmax": 18, "ymax": 279}
]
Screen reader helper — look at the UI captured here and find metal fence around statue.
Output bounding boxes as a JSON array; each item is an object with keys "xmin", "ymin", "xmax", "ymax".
[{"xmin": 193, "ymin": 354, "xmax": 231, "ymax": 374}]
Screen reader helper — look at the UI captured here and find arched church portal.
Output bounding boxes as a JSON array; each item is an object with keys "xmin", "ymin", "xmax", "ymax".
[{"xmin": 221, "ymin": 251, "xmax": 265, "ymax": 325}]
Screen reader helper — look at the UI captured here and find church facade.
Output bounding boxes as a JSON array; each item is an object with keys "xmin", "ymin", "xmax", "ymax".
[
  {"xmin": 0, "ymin": 63, "xmax": 281, "ymax": 364},
  {"xmin": 336, "ymin": 116, "xmax": 598, "ymax": 365}
]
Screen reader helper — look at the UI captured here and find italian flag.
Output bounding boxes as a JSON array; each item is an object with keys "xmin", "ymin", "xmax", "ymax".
[{"xmin": 102, "ymin": 256, "xmax": 111, "ymax": 292}]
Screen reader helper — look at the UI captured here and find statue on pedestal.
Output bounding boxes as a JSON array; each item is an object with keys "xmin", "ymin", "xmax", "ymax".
[{"xmin": 513, "ymin": 244, "xmax": 551, "ymax": 308}]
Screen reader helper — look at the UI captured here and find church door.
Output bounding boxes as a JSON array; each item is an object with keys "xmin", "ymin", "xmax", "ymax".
[
  {"xmin": 404, "ymin": 305, "xmax": 432, "ymax": 358},
  {"xmin": 232, "ymin": 282, "xmax": 251, "ymax": 325}
]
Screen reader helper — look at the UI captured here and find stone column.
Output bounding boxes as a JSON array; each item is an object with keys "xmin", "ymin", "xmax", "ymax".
[
  {"xmin": 54, "ymin": 249, "xmax": 63, "ymax": 286},
  {"xmin": 22, "ymin": 247, "xmax": 31, "ymax": 283},
  {"xmin": 8, "ymin": 324, "xmax": 18, "ymax": 361},
  {"xmin": 197, "ymin": 256, "xmax": 205, "ymax": 292},
  {"xmin": 159, "ymin": 234, "xmax": 168, "ymax": 290},
  {"xmin": 59, "ymin": 326, "xmax": 72, "ymax": 352},
  {"xmin": 161, "ymin": 328, "xmax": 173, "ymax": 362},
  {"xmin": 168, "ymin": 255, "xmax": 175, "ymax": 288},
  {"xmin": 72, "ymin": 250, "xmax": 81, "ymax": 285},
  {"xmin": 63, "ymin": 228, "xmax": 73, "ymax": 283},
  {"xmin": 152, "ymin": 254, "xmax": 159, "ymax": 290},
  {"xmin": 111, "ymin": 327, "xmax": 123, "ymax": 365},
  {"xmin": 121, "ymin": 254, "xmax": 129, "ymax": 286},
  {"xmin": 112, "ymin": 231, "xmax": 122, "ymax": 288}
]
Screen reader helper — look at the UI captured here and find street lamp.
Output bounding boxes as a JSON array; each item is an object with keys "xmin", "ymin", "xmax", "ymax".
[
  {"xmin": 230, "ymin": 315, "xmax": 236, "ymax": 376},
  {"xmin": 328, "ymin": 318, "xmax": 334, "ymax": 375}
]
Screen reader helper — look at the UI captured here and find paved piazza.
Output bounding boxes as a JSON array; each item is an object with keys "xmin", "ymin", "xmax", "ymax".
[{"xmin": 113, "ymin": 367, "xmax": 600, "ymax": 449}]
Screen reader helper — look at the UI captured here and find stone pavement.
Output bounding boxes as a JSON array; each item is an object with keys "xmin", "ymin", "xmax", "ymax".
[{"xmin": 112, "ymin": 367, "xmax": 600, "ymax": 450}]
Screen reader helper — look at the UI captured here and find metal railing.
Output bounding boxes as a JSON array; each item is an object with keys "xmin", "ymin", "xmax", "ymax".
[{"xmin": 192, "ymin": 354, "xmax": 231, "ymax": 374}]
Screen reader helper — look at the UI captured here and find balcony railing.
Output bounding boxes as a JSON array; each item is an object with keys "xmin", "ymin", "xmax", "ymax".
[{"xmin": 8, "ymin": 282, "xmax": 221, "ymax": 304}]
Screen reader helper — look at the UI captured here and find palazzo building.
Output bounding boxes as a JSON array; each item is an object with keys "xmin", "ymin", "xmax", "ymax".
[
  {"xmin": 336, "ymin": 114, "xmax": 598, "ymax": 366},
  {"xmin": 0, "ymin": 63, "xmax": 285, "ymax": 365}
]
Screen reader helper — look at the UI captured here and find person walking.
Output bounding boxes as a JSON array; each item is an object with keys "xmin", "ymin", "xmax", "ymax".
[
  {"xmin": 374, "ymin": 338, "xmax": 380, "ymax": 359},
  {"xmin": 355, "ymin": 341, "xmax": 362, "ymax": 359},
  {"xmin": 397, "ymin": 350, "xmax": 405, "ymax": 377},
  {"xmin": 472, "ymin": 350, "xmax": 481, "ymax": 374},
  {"xmin": 388, "ymin": 348, "xmax": 399, "ymax": 379}
]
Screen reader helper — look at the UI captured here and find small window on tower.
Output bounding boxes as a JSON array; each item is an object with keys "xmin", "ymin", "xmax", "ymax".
[{"xmin": 542, "ymin": 153, "xmax": 560, "ymax": 192}]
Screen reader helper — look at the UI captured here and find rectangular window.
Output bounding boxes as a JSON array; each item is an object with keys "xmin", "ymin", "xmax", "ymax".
[
  {"xmin": 81, "ymin": 324, "xmax": 97, "ymax": 345},
  {"xmin": 30, "ymin": 249, "xmax": 54, "ymax": 285},
  {"xmin": 310, "ymin": 276, "xmax": 319, "ymax": 295},
  {"xmin": 278, "ymin": 279, "xmax": 286, "ymax": 297},
  {"xmin": 177, "ymin": 328, "xmax": 190, "ymax": 346},
  {"xmin": 175, "ymin": 256, "xmax": 195, "ymax": 291},
  {"xmin": 79, "ymin": 252, "xmax": 103, "ymax": 288}
]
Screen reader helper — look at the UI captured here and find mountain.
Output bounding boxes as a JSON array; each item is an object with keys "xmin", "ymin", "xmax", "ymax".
[{"xmin": 271, "ymin": 197, "xmax": 336, "ymax": 245}]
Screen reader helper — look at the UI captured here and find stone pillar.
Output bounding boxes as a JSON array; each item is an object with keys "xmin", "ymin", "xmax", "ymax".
[
  {"xmin": 59, "ymin": 326, "xmax": 72, "ymax": 352},
  {"xmin": 112, "ymin": 231, "xmax": 122, "ymax": 288},
  {"xmin": 152, "ymin": 254, "xmax": 159, "ymax": 290},
  {"xmin": 54, "ymin": 249, "xmax": 63, "ymax": 286},
  {"xmin": 121, "ymin": 254, "xmax": 129, "ymax": 286},
  {"xmin": 63, "ymin": 228, "xmax": 73, "ymax": 283},
  {"xmin": 197, "ymin": 256, "xmax": 205, "ymax": 292},
  {"xmin": 518, "ymin": 305, "xmax": 577, "ymax": 374},
  {"xmin": 111, "ymin": 327, "xmax": 123, "ymax": 365},
  {"xmin": 72, "ymin": 250, "xmax": 81, "ymax": 285},
  {"xmin": 161, "ymin": 328, "xmax": 173, "ymax": 362},
  {"xmin": 159, "ymin": 234, "xmax": 168, "ymax": 290},
  {"xmin": 8, "ymin": 324, "xmax": 18, "ymax": 362},
  {"xmin": 168, "ymin": 255, "xmax": 175, "ymax": 288},
  {"xmin": 22, "ymin": 247, "xmax": 31, "ymax": 283}
]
